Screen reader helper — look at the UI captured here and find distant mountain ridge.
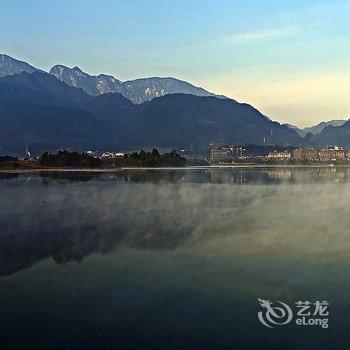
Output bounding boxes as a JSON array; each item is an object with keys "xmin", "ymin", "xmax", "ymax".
[
  {"xmin": 285, "ymin": 119, "xmax": 350, "ymax": 148},
  {"xmin": 0, "ymin": 54, "xmax": 226, "ymax": 104},
  {"xmin": 286, "ymin": 119, "xmax": 348, "ymax": 137},
  {"xmin": 309, "ymin": 121, "xmax": 350, "ymax": 148},
  {"xmin": 0, "ymin": 54, "xmax": 42, "ymax": 77},
  {"xmin": 303, "ymin": 119, "xmax": 348, "ymax": 135},
  {"xmin": 49, "ymin": 64, "xmax": 225, "ymax": 104},
  {"xmin": 49, "ymin": 65, "xmax": 123, "ymax": 97},
  {"xmin": 0, "ymin": 71, "xmax": 303, "ymax": 155}
]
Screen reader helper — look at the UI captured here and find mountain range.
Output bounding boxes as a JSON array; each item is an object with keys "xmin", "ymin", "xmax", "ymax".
[
  {"xmin": 0, "ymin": 54, "xmax": 224, "ymax": 104},
  {"xmin": 0, "ymin": 69, "xmax": 302, "ymax": 155},
  {"xmin": 308, "ymin": 121, "xmax": 350, "ymax": 148},
  {"xmin": 286, "ymin": 120, "xmax": 349, "ymax": 137},
  {"xmin": 1, "ymin": 53, "xmax": 350, "ymax": 155},
  {"xmin": 49, "ymin": 65, "xmax": 225, "ymax": 104}
]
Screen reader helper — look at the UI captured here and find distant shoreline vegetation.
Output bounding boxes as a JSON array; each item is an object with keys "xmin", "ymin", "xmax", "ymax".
[
  {"xmin": 113, "ymin": 149, "xmax": 188, "ymax": 168},
  {"xmin": 0, "ymin": 149, "xmax": 188, "ymax": 170}
]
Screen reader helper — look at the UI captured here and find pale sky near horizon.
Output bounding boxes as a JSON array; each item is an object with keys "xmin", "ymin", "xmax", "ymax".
[{"xmin": 1, "ymin": 0, "xmax": 350, "ymax": 127}]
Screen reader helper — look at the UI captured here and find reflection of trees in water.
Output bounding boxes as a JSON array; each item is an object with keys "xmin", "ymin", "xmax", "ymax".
[
  {"xmin": 125, "ymin": 170, "xmax": 185, "ymax": 184},
  {"xmin": 2, "ymin": 167, "xmax": 350, "ymax": 185},
  {"xmin": 40, "ymin": 171, "xmax": 97, "ymax": 184},
  {"xmin": 38, "ymin": 170, "xmax": 188, "ymax": 185}
]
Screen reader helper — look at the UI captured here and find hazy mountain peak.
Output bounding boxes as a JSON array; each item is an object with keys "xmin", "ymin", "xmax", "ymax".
[
  {"xmin": 304, "ymin": 119, "xmax": 349, "ymax": 135},
  {"xmin": 309, "ymin": 119, "xmax": 350, "ymax": 148},
  {"xmin": 286, "ymin": 119, "xmax": 349, "ymax": 137},
  {"xmin": 0, "ymin": 54, "xmax": 40, "ymax": 78}
]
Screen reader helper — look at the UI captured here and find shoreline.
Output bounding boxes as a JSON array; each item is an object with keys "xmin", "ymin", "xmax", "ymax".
[{"xmin": 0, "ymin": 163, "xmax": 349, "ymax": 173}]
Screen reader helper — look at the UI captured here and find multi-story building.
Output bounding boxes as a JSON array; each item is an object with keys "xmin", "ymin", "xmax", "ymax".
[
  {"xmin": 211, "ymin": 147, "xmax": 230, "ymax": 162},
  {"xmin": 210, "ymin": 145, "xmax": 244, "ymax": 162},
  {"xmin": 267, "ymin": 150, "xmax": 291, "ymax": 160},
  {"xmin": 319, "ymin": 146, "xmax": 346, "ymax": 161}
]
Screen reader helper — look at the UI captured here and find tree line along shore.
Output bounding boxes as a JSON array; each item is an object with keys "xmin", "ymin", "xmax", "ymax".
[{"xmin": 0, "ymin": 149, "xmax": 189, "ymax": 170}]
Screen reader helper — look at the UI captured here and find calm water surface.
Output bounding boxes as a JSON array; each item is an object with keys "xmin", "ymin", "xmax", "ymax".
[{"xmin": 1, "ymin": 167, "xmax": 350, "ymax": 349}]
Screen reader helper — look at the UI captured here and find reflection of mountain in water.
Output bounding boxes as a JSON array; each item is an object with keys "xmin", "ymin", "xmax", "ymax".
[
  {"xmin": 2, "ymin": 167, "xmax": 350, "ymax": 277},
  {"xmin": 0, "ymin": 171, "xmax": 253, "ymax": 276}
]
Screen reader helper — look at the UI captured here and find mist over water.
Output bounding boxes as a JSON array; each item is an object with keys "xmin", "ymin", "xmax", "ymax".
[{"xmin": 1, "ymin": 168, "xmax": 350, "ymax": 349}]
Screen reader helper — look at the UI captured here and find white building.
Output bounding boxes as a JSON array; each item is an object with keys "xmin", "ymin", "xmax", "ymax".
[{"xmin": 101, "ymin": 151, "xmax": 125, "ymax": 159}]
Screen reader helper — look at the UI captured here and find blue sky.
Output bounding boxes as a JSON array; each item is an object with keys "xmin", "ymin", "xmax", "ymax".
[{"xmin": 1, "ymin": 0, "xmax": 350, "ymax": 126}]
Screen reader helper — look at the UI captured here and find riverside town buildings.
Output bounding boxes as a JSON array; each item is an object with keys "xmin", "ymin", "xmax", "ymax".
[
  {"xmin": 292, "ymin": 147, "xmax": 319, "ymax": 161},
  {"xmin": 211, "ymin": 146, "xmax": 245, "ymax": 161},
  {"xmin": 210, "ymin": 144, "xmax": 349, "ymax": 163},
  {"xmin": 274, "ymin": 146, "xmax": 348, "ymax": 162},
  {"xmin": 319, "ymin": 146, "xmax": 346, "ymax": 161}
]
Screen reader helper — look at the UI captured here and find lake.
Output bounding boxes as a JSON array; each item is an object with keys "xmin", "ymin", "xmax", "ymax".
[{"xmin": 1, "ymin": 167, "xmax": 350, "ymax": 349}]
